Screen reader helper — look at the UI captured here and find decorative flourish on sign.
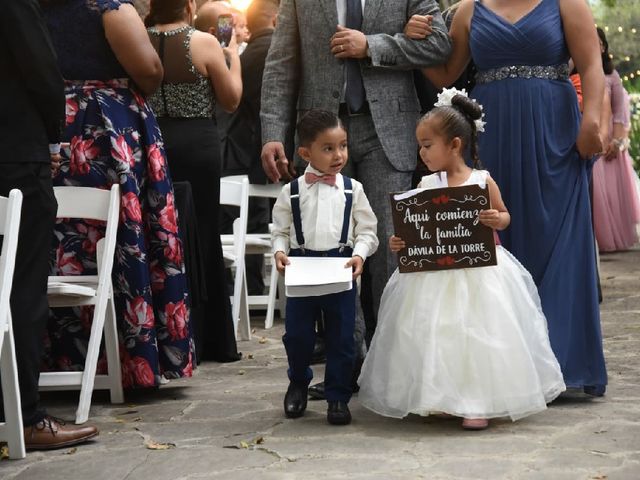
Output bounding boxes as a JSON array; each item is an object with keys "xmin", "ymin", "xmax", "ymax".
[
  {"xmin": 456, "ymin": 251, "xmax": 492, "ymax": 266},
  {"xmin": 394, "ymin": 196, "xmax": 432, "ymax": 211},
  {"xmin": 449, "ymin": 194, "xmax": 488, "ymax": 206},
  {"xmin": 399, "ymin": 256, "xmax": 435, "ymax": 268}
]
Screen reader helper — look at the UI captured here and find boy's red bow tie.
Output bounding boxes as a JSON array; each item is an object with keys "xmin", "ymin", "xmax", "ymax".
[{"xmin": 304, "ymin": 172, "xmax": 337, "ymax": 186}]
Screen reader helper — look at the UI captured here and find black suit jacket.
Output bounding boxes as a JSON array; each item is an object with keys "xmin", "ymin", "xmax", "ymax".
[
  {"xmin": 220, "ymin": 28, "xmax": 275, "ymax": 184},
  {"xmin": 0, "ymin": 0, "xmax": 65, "ymax": 163}
]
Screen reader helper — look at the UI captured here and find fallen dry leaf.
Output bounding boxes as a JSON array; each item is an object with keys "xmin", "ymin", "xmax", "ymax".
[
  {"xmin": 258, "ymin": 337, "xmax": 267, "ymax": 344},
  {"xmin": 247, "ymin": 354, "xmax": 254, "ymax": 360},
  {"xmin": 0, "ymin": 444, "xmax": 9, "ymax": 460},
  {"xmin": 247, "ymin": 436, "xmax": 265, "ymax": 447},
  {"xmin": 64, "ymin": 447, "xmax": 78, "ymax": 455},
  {"xmin": 591, "ymin": 476, "xmax": 608, "ymax": 480},
  {"xmin": 238, "ymin": 370, "xmax": 246, "ymax": 375},
  {"xmin": 145, "ymin": 440, "xmax": 176, "ymax": 450},
  {"xmin": 251, "ymin": 328, "xmax": 256, "ymax": 334},
  {"xmin": 224, "ymin": 435, "xmax": 267, "ymax": 450},
  {"xmin": 224, "ymin": 389, "xmax": 232, "ymax": 393}
]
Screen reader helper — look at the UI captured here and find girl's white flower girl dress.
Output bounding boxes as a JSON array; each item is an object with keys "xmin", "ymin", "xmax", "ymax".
[{"xmin": 358, "ymin": 170, "xmax": 566, "ymax": 421}]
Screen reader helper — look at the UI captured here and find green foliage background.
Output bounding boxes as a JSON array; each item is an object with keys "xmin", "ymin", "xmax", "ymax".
[
  {"xmin": 593, "ymin": 0, "xmax": 640, "ymax": 87},
  {"xmin": 592, "ymin": 0, "xmax": 640, "ymax": 170}
]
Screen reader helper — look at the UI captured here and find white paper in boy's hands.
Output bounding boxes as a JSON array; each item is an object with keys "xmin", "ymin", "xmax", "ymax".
[{"xmin": 285, "ymin": 257, "xmax": 353, "ymax": 297}]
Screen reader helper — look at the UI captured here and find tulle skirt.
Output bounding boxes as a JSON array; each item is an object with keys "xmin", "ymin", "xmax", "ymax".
[{"xmin": 358, "ymin": 247, "xmax": 566, "ymax": 421}]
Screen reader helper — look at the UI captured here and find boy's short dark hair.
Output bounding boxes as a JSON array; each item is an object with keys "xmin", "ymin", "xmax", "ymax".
[{"xmin": 296, "ymin": 110, "xmax": 344, "ymax": 147}]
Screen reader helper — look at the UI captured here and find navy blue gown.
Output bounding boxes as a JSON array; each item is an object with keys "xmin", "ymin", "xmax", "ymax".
[{"xmin": 470, "ymin": 0, "xmax": 607, "ymax": 394}]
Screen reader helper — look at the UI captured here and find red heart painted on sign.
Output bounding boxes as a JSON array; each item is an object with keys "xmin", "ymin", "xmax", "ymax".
[
  {"xmin": 436, "ymin": 256, "xmax": 456, "ymax": 266},
  {"xmin": 432, "ymin": 196, "xmax": 441, "ymax": 205},
  {"xmin": 440, "ymin": 194, "xmax": 450, "ymax": 204}
]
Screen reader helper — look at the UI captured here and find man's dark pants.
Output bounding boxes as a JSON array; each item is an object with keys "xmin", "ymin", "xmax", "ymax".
[{"xmin": 0, "ymin": 163, "xmax": 57, "ymax": 426}]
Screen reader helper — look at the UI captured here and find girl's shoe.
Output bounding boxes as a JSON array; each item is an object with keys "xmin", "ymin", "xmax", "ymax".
[{"xmin": 462, "ymin": 418, "xmax": 489, "ymax": 430}]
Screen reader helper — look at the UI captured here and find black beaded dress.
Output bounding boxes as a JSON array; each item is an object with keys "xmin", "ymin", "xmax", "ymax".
[{"xmin": 147, "ymin": 25, "xmax": 240, "ymax": 362}]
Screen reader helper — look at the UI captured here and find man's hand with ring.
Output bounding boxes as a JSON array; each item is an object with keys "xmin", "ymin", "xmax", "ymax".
[
  {"xmin": 260, "ymin": 142, "xmax": 289, "ymax": 183},
  {"xmin": 331, "ymin": 25, "xmax": 368, "ymax": 58},
  {"xmin": 261, "ymin": 142, "xmax": 293, "ymax": 183}
]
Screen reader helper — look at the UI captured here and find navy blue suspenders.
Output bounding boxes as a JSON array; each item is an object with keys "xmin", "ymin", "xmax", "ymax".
[
  {"xmin": 290, "ymin": 177, "xmax": 305, "ymax": 249},
  {"xmin": 339, "ymin": 176, "xmax": 353, "ymax": 250},
  {"xmin": 289, "ymin": 176, "xmax": 353, "ymax": 255}
]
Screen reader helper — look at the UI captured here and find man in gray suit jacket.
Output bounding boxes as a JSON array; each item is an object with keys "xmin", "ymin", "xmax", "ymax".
[{"xmin": 260, "ymin": 0, "xmax": 451, "ymax": 364}]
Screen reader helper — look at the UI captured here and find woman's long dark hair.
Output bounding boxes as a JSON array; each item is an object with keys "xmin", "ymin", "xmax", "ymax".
[
  {"xmin": 145, "ymin": 0, "xmax": 189, "ymax": 27},
  {"xmin": 597, "ymin": 27, "xmax": 615, "ymax": 75}
]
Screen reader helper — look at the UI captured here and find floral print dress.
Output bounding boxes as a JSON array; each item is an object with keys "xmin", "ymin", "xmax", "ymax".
[{"xmin": 43, "ymin": 0, "xmax": 194, "ymax": 388}]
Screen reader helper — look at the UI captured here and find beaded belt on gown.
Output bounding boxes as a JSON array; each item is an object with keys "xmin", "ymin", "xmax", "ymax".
[{"xmin": 475, "ymin": 64, "xmax": 570, "ymax": 84}]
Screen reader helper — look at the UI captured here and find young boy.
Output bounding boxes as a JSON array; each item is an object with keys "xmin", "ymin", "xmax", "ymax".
[{"xmin": 271, "ymin": 110, "xmax": 379, "ymax": 425}]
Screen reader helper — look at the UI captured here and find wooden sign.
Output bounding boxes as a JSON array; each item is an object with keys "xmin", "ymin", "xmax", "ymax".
[{"xmin": 390, "ymin": 185, "xmax": 497, "ymax": 273}]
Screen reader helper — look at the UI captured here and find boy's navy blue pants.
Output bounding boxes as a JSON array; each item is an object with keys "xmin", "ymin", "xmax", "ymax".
[{"xmin": 283, "ymin": 285, "xmax": 356, "ymax": 403}]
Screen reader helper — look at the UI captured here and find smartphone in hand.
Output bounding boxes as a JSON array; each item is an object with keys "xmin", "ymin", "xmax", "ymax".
[{"xmin": 216, "ymin": 14, "xmax": 233, "ymax": 48}]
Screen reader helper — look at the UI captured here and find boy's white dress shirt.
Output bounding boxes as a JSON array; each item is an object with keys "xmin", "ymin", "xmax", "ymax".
[{"xmin": 272, "ymin": 165, "xmax": 379, "ymax": 260}]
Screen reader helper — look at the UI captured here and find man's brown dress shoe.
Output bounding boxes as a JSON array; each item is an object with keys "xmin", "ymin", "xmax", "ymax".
[{"xmin": 24, "ymin": 416, "xmax": 98, "ymax": 450}]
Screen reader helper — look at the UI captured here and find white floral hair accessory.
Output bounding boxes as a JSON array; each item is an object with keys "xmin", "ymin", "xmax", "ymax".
[{"xmin": 434, "ymin": 87, "xmax": 486, "ymax": 133}]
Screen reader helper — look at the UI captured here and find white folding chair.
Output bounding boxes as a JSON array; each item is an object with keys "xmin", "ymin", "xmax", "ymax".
[
  {"xmin": 39, "ymin": 185, "xmax": 123, "ymax": 424},
  {"xmin": 220, "ymin": 177, "xmax": 251, "ymax": 340},
  {"xmin": 0, "ymin": 189, "xmax": 25, "ymax": 459},
  {"xmin": 221, "ymin": 175, "xmax": 285, "ymax": 329}
]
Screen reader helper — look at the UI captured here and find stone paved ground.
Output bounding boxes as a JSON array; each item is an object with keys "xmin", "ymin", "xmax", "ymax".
[{"xmin": 1, "ymin": 248, "xmax": 639, "ymax": 479}]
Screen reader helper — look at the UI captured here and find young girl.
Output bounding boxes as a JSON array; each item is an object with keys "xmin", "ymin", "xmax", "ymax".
[{"xmin": 357, "ymin": 89, "xmax": 566, "ymax": 430}]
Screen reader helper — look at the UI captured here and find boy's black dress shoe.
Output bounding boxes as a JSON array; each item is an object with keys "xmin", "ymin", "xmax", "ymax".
[
  {"xmin": 308, "ymin": 363, "xmax": 361, "ymax": 400},
  {"xmin": 284, "ymin": 383, "xmax": 308, "ymax": 418},
  {"xmin": 327, "ymin": 401, "xmax": 351, "ymax": 425},
  {"xmin": 308, "ymin": 381, "xmax": 325, "ymax": 400}
]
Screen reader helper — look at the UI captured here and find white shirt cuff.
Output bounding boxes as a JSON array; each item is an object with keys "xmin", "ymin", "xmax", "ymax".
[
  {"xmin": 352, "ymin": 244, "xmax": 369, "ymax": 262},
  {"xmin": 273, "ymin": 239, "xmax": 289, "ymax": 257},
  {"xmin": 49, "ymin": 143, "xmax": 61, "ymax": 155}
]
